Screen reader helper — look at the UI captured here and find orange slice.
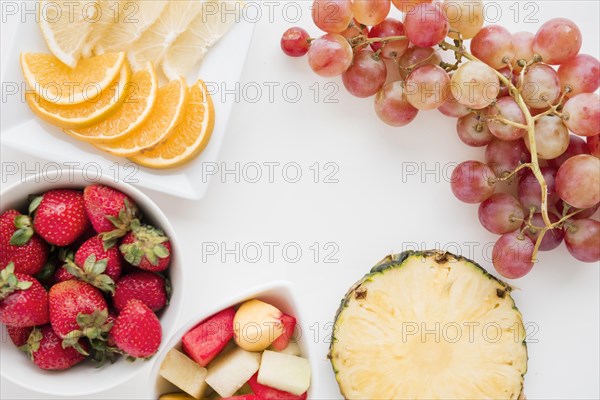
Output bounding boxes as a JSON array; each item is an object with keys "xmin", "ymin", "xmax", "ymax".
[
  {"xmin": 130, "ymin": 80, "xmax": 215, "ymax": 169},
  {"xmin": 21, "ymin": 52, "xmax": 125, "ymax": 105},
  {"xmin": 25, "ymin": 64, "xmax": 130, "ymax": 129},
  {"xmin": 65, "ymin": 63, "xmax": 158, "ymax": 143},
  {"xmin": 95, "ymin": 77, "xmax": 188, "ymax": 157}
]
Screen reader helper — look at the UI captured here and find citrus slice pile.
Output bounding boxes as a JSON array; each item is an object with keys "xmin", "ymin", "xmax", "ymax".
[
  {"xmin": 21, "ymin": 53, "xmax": 215, "ymax": 169},
  {"xmin": 21, "ymin": 0, "xmax": 236, "ymax": 169}
]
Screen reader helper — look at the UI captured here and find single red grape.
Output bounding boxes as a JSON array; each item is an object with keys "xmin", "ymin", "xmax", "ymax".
[
  {"xmin": 533, "ymin": 18, "xmax": 582, "ymax": 65},
  {"xmin": 405, "ymin": 64, "xmax": 450, "ymax": 110},
  {"xmin": 521, "ymin": 63, "xmax": 561, "ymax": 109},
  {"xmin": 307, "ymin": 33, "xmax": 353, "ymax": 77},
  {"xmin": 374, "ymin": 81, "xmax": 419, "ymax": 127},
  {"xmin": 557, "ymin": 54, "xmax": 600, "ymax": 96},
  {"xmin": 456, "ymin": 114, "xmax": 493, "ymax": 147},
  {"xmin": 450, "ymin": 160, "xmax": 497, "ymax": 204},
  {"xmin": 563, "ymin": 93, "xmax": 600, "ymax": 137},
  {"xmin": 478, "ymin": 193, "xmax": 525, "ymax": 234},
  {"xmin": 403, "ymin": 3, "xmax": 449, "ymax": 48},
  {"xmin": 342, "ymin": 50, "xmax": 387, "ymax": 98},
  {"xmin": 492, "ymin": 232, "xmax": 535, "ymax": 279},
  {"xmin": 470, "ymin": 25, "xmax": 516, "ymax": 70},
  {"xmin": 555, "ymin": 154, "xmax": 600, "ymax": 209},
  {"xmin": 281, "ymin": 27, "xmax": 311, "ymax": 57},
  {"xmin": 564, "ymin": 219, "xmax": 600, "ymax": 262}
]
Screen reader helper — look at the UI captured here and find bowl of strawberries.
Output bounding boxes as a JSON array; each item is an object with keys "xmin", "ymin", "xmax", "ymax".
[
  {"xmin": 0, "ymin": 169, "xmax": 182, "ymax": 396},
  {"xmin": 151, "ymin": 281, "xmax": 316, "ymax": 400}
]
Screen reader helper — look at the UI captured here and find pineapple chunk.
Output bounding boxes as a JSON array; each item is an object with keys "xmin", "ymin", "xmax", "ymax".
[
  {"xmin": 159, "ymin": 394, "xmax": 196, "ymax": 400},
  {"xmin": 159, "ymin": 349, "xmax": 208, "ymax": 400},
  {"xmin": 270, "ymin": 340, "xmax": 302, "ymax": 357},
  {"xmin": 258, "ymin": 351, "xmax": 311, "ymax": 396},
  {"xmin": 234, "ymin": 299, "xmax": 284, "ymax": 352},
  {"xmin": 205, "ymin": 347, "xmax": 261, "ymax": 397}
]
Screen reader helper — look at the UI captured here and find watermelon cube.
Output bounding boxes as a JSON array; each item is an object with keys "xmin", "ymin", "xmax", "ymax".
[
  {"xmin": 248, "ymin": 373, "xmax": 307, "ymax": 400},
  {"xmin": 182, "ymin": 307, "xmax": 235, "ymax": 367},
  {"xmin": 270, "ymin": 314, "xmax": 296, "ymax": 351}
]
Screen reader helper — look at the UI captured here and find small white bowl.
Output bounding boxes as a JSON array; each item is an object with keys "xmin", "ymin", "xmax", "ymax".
[
  {"xmin": 0, "ymin": 169, "xmax": 184, "ymax": 397},
  {"xmin": 151, "ymin": 281, "xmax": 318, "ymax": 399}
]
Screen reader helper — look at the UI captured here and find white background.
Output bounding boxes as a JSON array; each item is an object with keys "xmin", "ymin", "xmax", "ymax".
[{"xmin": 1, "ymin": 1, "xmax": 599, "ymax": 399}]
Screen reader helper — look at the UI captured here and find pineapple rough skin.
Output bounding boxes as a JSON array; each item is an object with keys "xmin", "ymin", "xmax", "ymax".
[{"xmin": 329, "ymin": 250, "xmax": 528, "ymax": 400}]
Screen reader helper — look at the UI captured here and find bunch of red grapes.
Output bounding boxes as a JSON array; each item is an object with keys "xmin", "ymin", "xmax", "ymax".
[{"xmin": 281, "ymin": 0, "xmax": 600, "ymax": 279}]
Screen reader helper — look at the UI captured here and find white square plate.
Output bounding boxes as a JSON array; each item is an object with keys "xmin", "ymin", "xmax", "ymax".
[{"xmin": 0, "ymin": 5, "xmax": 255, "ymax": 199}]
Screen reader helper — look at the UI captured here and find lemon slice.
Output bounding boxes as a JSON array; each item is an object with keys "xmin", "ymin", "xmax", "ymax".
[
  {"xmin": 81, "ymin": 0, "xmax": 119, "ymax": 58},
  {"xmin": 127, "ymin": 0, "xmax": 204, "ymax": 70},
  {"xmin": 131, "ymin": 80, "xmax": 215, "ymax": 169},
  {"xmin": 66, "ymin": 62, "xmax": 157, "ymax": 143},
  {"xmin": 25, "ymin": 64, "xmax": 130, "ymax": 129},
  {"xmin": 21, "ymin": 52, "xmax": 125, "ymax": 105},
  {"xmin": 162, "ymin": 0, "xmax": 240, "ymax": 80},
  {"xmin": 96, "ymin": 77, "xmax": 188, "ymax": 157},
  {"xmin": 94, "ymin": 0, "xmax": 168, "ymax": 55},
  {"xmin": 38, "ymin": 0, "xmax": 99, "ymax": 67}
]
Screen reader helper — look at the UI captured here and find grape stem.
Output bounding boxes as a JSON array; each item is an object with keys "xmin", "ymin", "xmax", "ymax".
[
  {"xmin": 438, "ymin": 39, "xmax": 553, "ymax": 262},
  {"xmin": 533, "ymin": 87, "xmax": 571, "ymax": 120},
  {"xmin": 486, "ymin": 115, "xmax": 528, "ymax": 130},
  {"xmin": 495, "ymin": 163, "xmax": 532, "ymax": 182},
  {"xmin": 351, "ymin": 35, "xmax": 407, "ymax": 49}
]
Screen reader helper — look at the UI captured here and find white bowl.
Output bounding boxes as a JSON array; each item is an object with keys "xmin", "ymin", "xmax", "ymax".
[
  {"xmin": 151, "ymin": 281, "xmax": 318, "ymax": 399},
  {"xmin": 0, "ymin": 169, "xmax": 184, "ymax": 397}
]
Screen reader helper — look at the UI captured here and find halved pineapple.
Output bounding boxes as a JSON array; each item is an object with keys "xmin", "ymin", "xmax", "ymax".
[{"xmin": 330, "ymin": 250, "xmax": 528, "ymax": 400}]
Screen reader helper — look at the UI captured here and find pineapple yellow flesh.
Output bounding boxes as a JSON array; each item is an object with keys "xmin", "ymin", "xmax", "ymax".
[{"xmin": 331, "ymin": 251, "xmax": 527, "ymax": 400}]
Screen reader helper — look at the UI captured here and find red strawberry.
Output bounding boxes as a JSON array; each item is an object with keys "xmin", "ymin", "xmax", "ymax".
[
  {"xmin": 48, "ymin": 280, "xmax": 108, "ymax": 339},
  {"xmin": 248, "ymin": 373, "xmax": 308, "ymax": 400},
  {"xmin": 119, "ymin": 222, "xmax": 171, "ymax": 272},
  {"xmin": 271, "ymin": 314, "xmax": 297, "ymax": 351},
  {"xmin": 182, "ymin": 307, "xmax": 235, "ymax": 367},
  {"xmin": 222, "ymin": 396, "xmax": 258, "ymax": 400},
  {"xmin": 83, "ymin": 185, "xmax": 139, "ymax": 238},
  {"xmin": 0, "ymin": 209, "xmax": 49, "ymax": 275},
  {"xmin": 0, "ymin": 264, "xmax": 49, "ymax": 327},
  {"xmin": 113, "ymin": 271, "xmax": 168, "ymax": 312},
  {"xmin": 62, "ymin": 234, "xmax": 123, "ymax": 293},
  {"xmin": 33, "ymin": 189, "xmax": 89, "ymax": 246},
  {"xmin": 110, "ymin": 299, "xmax": 161, "ymax": 358},
  {"xmin": 7, "ymin": 326, "xmax": 33, "ymax": 347},
  {"xmin": 22, "ymin": 326, "xmax": 86, "ymax": 370}
]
